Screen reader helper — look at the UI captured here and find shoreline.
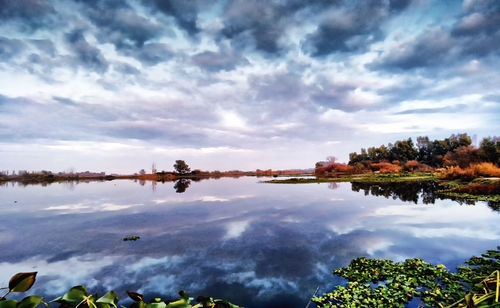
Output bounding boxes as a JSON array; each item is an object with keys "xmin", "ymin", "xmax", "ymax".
[{"xmin": 0, "ymin": 170, "xmax": 314, "ymax": 185}]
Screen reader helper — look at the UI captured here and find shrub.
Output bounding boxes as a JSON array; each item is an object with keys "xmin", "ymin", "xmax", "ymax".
[
  {"xmin": 472, "ymin": 162, "xmax": 500, "ymax": 177},
  {"xmin": 439, "ymin": 166, "xmax": 475, "ymax": 180},
  {"xmin": 316, "ymin": 163, "xmax": 355, "ymax": 175},
  {"xmin": 371, "ymin": 162, "xmax": 402, "ymax": 173},
  {"xmin": 403, "ymin": 160, "xmax": 433, "ymax": 173},
  {"xmin": 443, "ymin": 146, "xmax": 481, "ymax": 168},
  {"xmin": 439, "ymin": 162, "xmax": 500, "ymax": 180}
]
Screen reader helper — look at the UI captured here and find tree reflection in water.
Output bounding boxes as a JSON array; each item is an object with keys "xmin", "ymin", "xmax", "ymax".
[
  {"xmin": 174, "ymin": 179, "xmax": 191, "ymax": 193},
  {"xmin": 350, "ymin": 181, "xmax": 499, "ymax": 211},
  {"xmin": 351, "ymin": 181, "xmax": 439, "ymax": 204},
  {"xmin": 328, "ymin": 182, "xmax": 338, "ymax": 190}
]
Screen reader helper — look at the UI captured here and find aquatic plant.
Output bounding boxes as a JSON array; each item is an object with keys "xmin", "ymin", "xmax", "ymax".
[
  {"xmin": 313, "ymin": 247, "xmax": 500, "ymax": 307},
  {"xmin": 123, "ymin": 236, "xmax": 141, "ymax": 241}
]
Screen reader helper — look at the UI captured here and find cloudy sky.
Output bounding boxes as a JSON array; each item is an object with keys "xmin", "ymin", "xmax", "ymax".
[{"xmin": 1, "ymin": 0, "xmax": 499, "ymax": 173}]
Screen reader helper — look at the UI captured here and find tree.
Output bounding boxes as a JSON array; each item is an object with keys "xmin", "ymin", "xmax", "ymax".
[
  {"xmin": 389, "ymin": 138, "xmax": 418, "ymax": 162},
  {"xmin": 417, "ymin": 136, "xmax": 432, "ymax": 165},
  {"xmin": 442, "ymin": 146, "xmax": 480, "ymax": 168},
  {"xmin": 326, "ymin": 156, "xmax": 337, "ymax": 163},
  {"xmin": 173, "ymin": 160, "xmax": 190, "ymax": 174},
  {"xmin": 479, "ymin": 137, "xmax": 500, "ymax": 165}
]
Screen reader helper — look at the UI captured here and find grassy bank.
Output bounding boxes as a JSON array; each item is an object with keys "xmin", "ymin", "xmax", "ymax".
[
  {"xmin": 265, "ymin": 173, "xmax": 500, "ymax": 205},
  {"xmin": 0, "ymin": 170, "xmax": 314, "ymax": 186},
  {"xmin": 264, "ymin": 172, "xmax": 437, "ymax": 184},
  {"xmin": 436, "ymin": 178, "xmax": 500, "ymax": 207}
]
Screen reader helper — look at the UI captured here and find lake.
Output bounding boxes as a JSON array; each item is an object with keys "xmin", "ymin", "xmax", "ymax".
[{"xmin": 0, "ymin": 177, "xmax": 499, "ymax": 307}]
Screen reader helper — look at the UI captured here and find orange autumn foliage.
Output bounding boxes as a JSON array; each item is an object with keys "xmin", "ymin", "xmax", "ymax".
[
  {"xmin": 403, "ymin": 160, "xmax": 433, "ymax": 172},
  {"xmin": 316, "ymin": 163, "xmax": 355, "ymax": 175},
  {"xmin": 473, "ymin": 162, "xmax": 500, "ymax": 177},
  {"xmin": 370, "ymin": 162, "xmax": 402, "ymax": 173},
  {"xmin": 439, "ymin": 162, "xmax": 500, "ymax": 180}
]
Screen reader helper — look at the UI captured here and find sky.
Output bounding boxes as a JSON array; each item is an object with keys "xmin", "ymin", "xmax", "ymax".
[{"xmin": 1, "ymin": 0, "xmax": 499, "ymax": 174}]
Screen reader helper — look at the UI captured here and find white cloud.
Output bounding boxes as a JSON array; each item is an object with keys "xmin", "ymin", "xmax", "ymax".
[{"xmin": 44, "ymin": 202, "xmax": 141, "ymax": 213}]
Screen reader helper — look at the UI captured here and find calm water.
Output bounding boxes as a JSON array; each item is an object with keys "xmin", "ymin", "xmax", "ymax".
[{"xmin": 0, "ymin": 177, "xmax": 499, "ymax": 307}]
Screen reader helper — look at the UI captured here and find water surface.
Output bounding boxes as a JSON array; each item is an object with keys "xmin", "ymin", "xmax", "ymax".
[{"xmin": 0, "ymin": 178, "xmax": 498, "ymax": 307}]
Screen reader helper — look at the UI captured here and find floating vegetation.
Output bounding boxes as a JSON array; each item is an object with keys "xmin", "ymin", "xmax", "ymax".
[
  {"xmin": 313, "ymin": 247, "xmax": 500, "ymax": 308},
  {"xmin": 122, "ymin": 236, "xmax": 140, "ymax": 241}
]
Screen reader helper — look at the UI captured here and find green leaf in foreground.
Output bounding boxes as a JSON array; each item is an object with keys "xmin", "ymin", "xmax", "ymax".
[
  {"xmin": 8, "ymin": 272, "xmax": 37, "ymax": 293},
  {"xmin": 145, "ymin": 302, "xmax": 166, "ymax": 308},
  {"xmin": 0, "ymin": 300, "xmax": 17, "ymax": 308},
  {"xmin": 165, "ymin": 291, "xmax": 191, "ymax": 308},
  {"xmin": 96, "ymin": 291, "xmax": 118, "ymax": 308},
  {"xmin": 16, "ymin": 296, "xmax": 44, "ymax": 308},
  {"xmin": 51, "ymin": 286, "xmax": 88, "ymax": 304}
]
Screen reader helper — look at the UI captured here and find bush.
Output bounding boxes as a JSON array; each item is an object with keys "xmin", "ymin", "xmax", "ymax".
[
  {"xmin": 371, "ymin": 162, "xmax": 402, "ymax": 173},
  {"xmin": 439, "ymin": 166, "xmax": 475, "ymax": 180},
  {"xmin": 473, "ymin": 162, "xmax": 500, "ymax": 177},
  {"xmin": 315, "ymin": 163, "xmax": 355, "ymax": 175},
  {"xmin": 443, "ymin": 146, "xmax": 481, "ymax": 168},
  {"xmin": 439, "ymin": 162, "xmax": 500, "ymax": 180},
  {"xmin": 403, "ymin": 160, "xmax": 433, "ymax": 172}
]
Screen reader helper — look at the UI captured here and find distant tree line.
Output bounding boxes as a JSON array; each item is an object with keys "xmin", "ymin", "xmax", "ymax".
[{"xmin": 348, "ymin": 133, "xmax": 500, "ymax": 168}]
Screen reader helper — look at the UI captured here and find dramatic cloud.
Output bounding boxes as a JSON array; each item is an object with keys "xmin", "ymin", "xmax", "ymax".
[
  {"xmin": 218, "ymin": 0, "xmax": 332, "ymax": 54},
  {"xmin": 141, "ymin": 0, "xmax": 203, "ymax": 35},
  {"xmin": 0, "ymin": 0, "xmax": 54, "ymax": 31},
  {"xmin": 65, "ymin": 29, "xmax": 109, "ymax": 73},
  {"xmin": 192, "ymin": 47, "xmax": 248, "ymax": 72},
  {"xmin": 369, "ymin": 27, "xmax": 456, "ymax": 70},
  {"xmin": 85, "ymin": 5, "xmax": 164, "ymax": 49},
  {"xmin": 122, "ymin": 42, "xmax": 173, "ymax": 65},
  {"xmin": 0, "ymin": 37, "xmax": 26, "ymax": 61},
  {"xmin": 370, "ymin": 0, "xmax": 500, "ymax": 71},
  {"xmin": 303, "ymin": 0, "xmax": 413, "ymax": 56},
  {"xmin": 0, "ymin": 0, "xmax": 499, "ymax": 172}
]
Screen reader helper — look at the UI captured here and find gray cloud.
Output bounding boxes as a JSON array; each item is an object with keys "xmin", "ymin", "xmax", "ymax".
[
  {"xmin": 0, "ymin": 92, "xmax": 225, "ymax": 148},
  {"xmin": 248, "ymin": 73, "xmax": 379, "ymax": 112},
  {"xmin": 368, "ymin": 28, "xmax": 456, "ymax": 70},
  {"xmin": 0, "ymin": 0, "xmax": 54, "ymax": 31},
  {"xmin": 53, "ymin": 96, "xmax": 78, "ymax": 106},
  {"xmin": 218, "ymin": 0, "xmax": 333, "ymax": 54},
  {"xmin": 303, "ymin": 0, "xmax": 413, "ymax": 56},
  {"xmin": 29, "ymin": 39, "xmax": 56, "ymax": 56},
  {"xmin": 483, "ymin": 94, "xmax": 500, "ymax": 102},
  {"xmin": 0, "ymin": 36, "xmax": 26, "ymax": 61},
  {"xmin": 104, "ymin": 124, "xmax": 166, "ymax": 140},
  {"xmin": 140, "ymin": 0, "xmax": 203, "ymax": 35},
  {"xmin": 83, "ymin": 4, "xmax": 164, "ymax": 49},
  {"xmin": 113, "ymin": 62, "xmax": 141, "ymax": 75},
  {"xmin": 451, "ymin": 0, "xmax": 500, "ymax": 57},
  {"xmin": 191, "ymin": 48, "xmax": 248, "ymax": 72},
  {"xmin": 249, "ymin": 72, "xmax": 306, "ymax": 103},
  {"xmin": 394, "ymin": 104, "xmax": 467, "ymax": 115},
  {"xmin": 370, "ymin": 0, "xmax": 500, "ymax": 71},
  {"xmin": 122, "ymin": 43, "xmax": 173, "ymax": 66},
  {"xmin": 310, "ymin": 79, "xmax": 357, "ymax": 108},
  {"xmin": 1, "ymin": 0, "xmax": 499, "ymax": 170},
  {"xmin": 65, "ymin": 29, "xmax": 109, "ymax": 73}
]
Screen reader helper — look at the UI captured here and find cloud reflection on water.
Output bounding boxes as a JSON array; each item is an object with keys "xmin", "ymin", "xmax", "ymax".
[{"xmin": 0, "ymin": 178, "xmax": 498, "ymax": 307}]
